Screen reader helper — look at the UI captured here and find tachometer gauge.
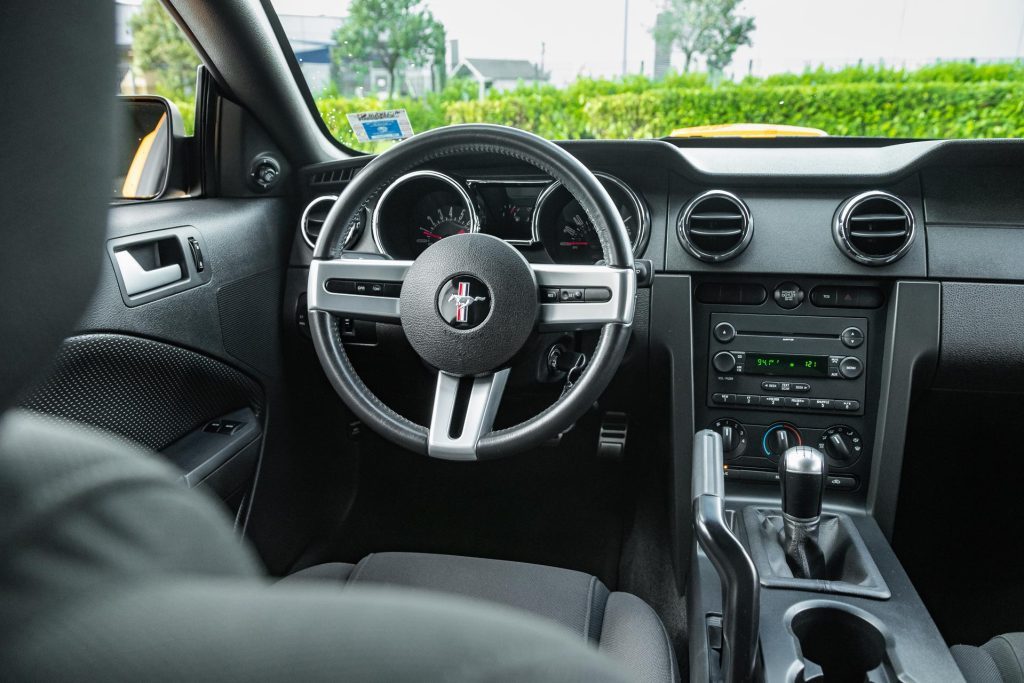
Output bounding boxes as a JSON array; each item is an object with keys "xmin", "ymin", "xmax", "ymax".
[
  {"xmin": 534, "ymin": 173, "xmax": 649, "ymax": 264},
  {"xmin": 415, "ymin": 204, "xmax": 473, "ymax": 251},
  {"xmin": 555, "ymin": 207, "xmax": 603, "ymax": 264}
]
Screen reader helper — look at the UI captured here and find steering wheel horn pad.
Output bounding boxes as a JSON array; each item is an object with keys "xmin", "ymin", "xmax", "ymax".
[{"xmin": 401, "ymin": 233, "xmax": 538, "ymax": 376}]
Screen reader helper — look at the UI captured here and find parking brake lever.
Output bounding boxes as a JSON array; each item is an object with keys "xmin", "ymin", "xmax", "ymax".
[{"xmin": 692, "ymin": 430, "xmax": 760, "ymax": 683}]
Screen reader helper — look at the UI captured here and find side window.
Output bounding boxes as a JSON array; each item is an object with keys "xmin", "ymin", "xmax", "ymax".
[
  {"xmin": 117, "ymin": 0, "xmax": 200, "ymax": 132},
  {"xmin": 114, "ymin": 0, "xmax": 201, "ymax": 200}
]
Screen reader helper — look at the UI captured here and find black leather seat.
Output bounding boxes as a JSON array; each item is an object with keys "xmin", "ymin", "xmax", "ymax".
[
  {"xmin": 952, "ymin": 634, "xmax": 1024, "ymax": 682},
  {"xmin": 286, "ymin": 554, "xmax": 678, "ymax": 682}
]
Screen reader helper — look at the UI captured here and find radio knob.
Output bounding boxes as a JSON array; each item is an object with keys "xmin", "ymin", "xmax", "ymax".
[
  {"xmin": 839, "ymin": 356, "xmax": 864, "ymax": 379},
  {"xmin": 713, "ymin": 351, "xmax": 737, "ymax": 373}
]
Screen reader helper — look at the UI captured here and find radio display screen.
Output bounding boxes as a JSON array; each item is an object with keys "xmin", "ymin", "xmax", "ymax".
[{"xmin": 748, "ymin": 353, "xmax": 828, "ymax": 376}]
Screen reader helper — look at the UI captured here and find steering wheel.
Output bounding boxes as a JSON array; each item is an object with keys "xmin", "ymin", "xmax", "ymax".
[{"xmin": 308, "ymin": 124, "xmax": 636, "ymax": 460}]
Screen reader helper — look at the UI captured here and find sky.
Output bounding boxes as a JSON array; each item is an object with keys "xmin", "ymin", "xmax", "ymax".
[{"xmin": 274, "ymin": 0, "xmax": 1024, "ymax": 85}]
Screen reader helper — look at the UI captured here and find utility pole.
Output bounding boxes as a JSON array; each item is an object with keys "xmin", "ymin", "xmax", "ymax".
[
  {"xmin": 622, "ymin": 0, "xmax": 629, "ymax": 76},
  {"xmin": 540, "ymin": 41, "xmax": 546, "ymax": 79}
]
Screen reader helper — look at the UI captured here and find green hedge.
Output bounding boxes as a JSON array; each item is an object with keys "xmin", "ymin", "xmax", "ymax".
[{"xmin": 584, "ymin": 82, "xmax": 1024, "ymax": 139}]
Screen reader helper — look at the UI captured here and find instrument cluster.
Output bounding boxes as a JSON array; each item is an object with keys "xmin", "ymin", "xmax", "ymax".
[{"xmin": 367, "ymin": 170, "xmax": 649, "ymax": 263}]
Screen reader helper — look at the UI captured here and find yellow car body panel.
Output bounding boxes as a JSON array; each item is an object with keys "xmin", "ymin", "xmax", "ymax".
[{"xmin": 669, "ymin": 123, "xmax": 828, "ymax": 138}]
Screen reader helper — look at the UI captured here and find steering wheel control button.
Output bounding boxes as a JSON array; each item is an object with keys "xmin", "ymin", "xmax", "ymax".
[
  {"xmin": 438, "ymin": 276, "xmax": 491, "ymax": 329},
  {"xmin": 838, "ymin": 356, "xmax": 864, "ymax": 379},
  {"xmin": 584, "ymin": 287, "xmax": 612, "ymax": 302},
  {"xmin": 773, "ymin": 282, "xmax": 804, "ymax": 309},
  {"xmin": 714, "ymin": 321, "xmax": 737, "ymax": 343},
  {"xmin": 560, "ymin": 288, "xmax": 584, "ymax": 302},
  {"xmin": 713, "ymin": 351, "xmax": 737, "ymax": 373},
  {"xmin": 540, "ymin": 287, "xmax": 560, "ymax": 303},
  {"xmin": 841, "ymin": 326, "xmax": 865, "ymax": 348}
]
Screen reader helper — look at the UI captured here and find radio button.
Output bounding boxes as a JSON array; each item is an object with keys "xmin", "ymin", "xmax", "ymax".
[
  {"xmin": 737, "ymin": 394, "xmax": 759, "ymax": 406},
  {"xmin": 839, "ymin": 357, "xmax": 864, "ymax": 379},
  {"xmin": 841, "ymin": 327, "xmax": 865, "ymax": 348},
  {"xmin": 833, "ymin": 399, "xmax": 860, "ymax": 412},
  {"xmin": 784, "ymin": 397, "xmax": 810, "ymax": 409},
  {"xmin": 810, "ymin": 286, "xmax": 838, "ymax": 307},
  {"xmin": 760, "ymin": 395, "xmax": 785, "ymax": 408},
  {"xmin": 714, "ymin": 322, "xmax": 737, "ymax": 343},
  {"xmin": 761, "ymin": 381, "xmax": 781, "ymax": 392},
  {"xmin": 778, "ymin": 382, "xmax": 793, "ymax": 392},
  {"xmin": 811, "ymin": 398, "xmax": 833, "ymax": 410},
  {"xmin": 793, "ymin": 383, "xmax": 811, "ymax": 392}
]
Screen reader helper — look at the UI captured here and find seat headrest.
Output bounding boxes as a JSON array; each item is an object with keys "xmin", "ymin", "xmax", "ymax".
[{"xmin": 0, "ymin": 3, "xmax": 115, "ymax": 409}]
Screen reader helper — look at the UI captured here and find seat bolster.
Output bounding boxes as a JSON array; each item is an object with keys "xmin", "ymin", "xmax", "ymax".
[
  {"xmin": 953, "ymin": 633, "xmax": 1024, "ymax": 683},
  {"xmin": 282, "ymin": 563, "xmax": 356, "ymax": 583},
  {"xmin": 984, "ymin": 634, "xmax": 1024, "ymax": 682},
  {"xmin": 598, "ymin": 592, "xmax": 679, "ymax": 683},
  {"xmin": 953, "ymin": 644, "xmax": 1003, "ymax": 683}
]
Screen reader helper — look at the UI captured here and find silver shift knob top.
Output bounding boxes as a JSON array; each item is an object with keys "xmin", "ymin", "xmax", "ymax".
[
  {"xmin": 781, "ymin": 445, "xmax": 825, "ymax": 475},
  {"xmin": 779, "ymin": 445, "xmax": 826, "ymax": 522}
]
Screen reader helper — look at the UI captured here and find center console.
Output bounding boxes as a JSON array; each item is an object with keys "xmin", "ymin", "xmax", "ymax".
[
  {"xmin": 686, "ymin": 276, "xmax": 961, "ymax": 682},
  {"xmin": 693, "ymin": 277, "xmax": 886, "ymax": 499}
]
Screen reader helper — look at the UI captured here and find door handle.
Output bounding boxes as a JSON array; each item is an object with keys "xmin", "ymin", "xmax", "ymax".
[{"xmin": 114, "ymin": 248, "xmax": 182, "ymax": 295}]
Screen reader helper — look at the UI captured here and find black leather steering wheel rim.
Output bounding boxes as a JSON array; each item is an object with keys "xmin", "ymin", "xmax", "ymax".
[{"xmin": 308, "ymin": 124, "xmax": 635, "ymax": 459}]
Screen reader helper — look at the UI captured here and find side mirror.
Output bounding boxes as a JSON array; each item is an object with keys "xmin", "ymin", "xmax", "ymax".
[{"xmin": 114, "ymin": 96, "xmax": 184, "ymax": 200}]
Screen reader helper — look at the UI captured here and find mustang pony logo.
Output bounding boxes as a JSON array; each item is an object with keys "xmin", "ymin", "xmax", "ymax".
[{"xmin": 448, "ymin": 281, "xmax": 487, "ymax": 323}]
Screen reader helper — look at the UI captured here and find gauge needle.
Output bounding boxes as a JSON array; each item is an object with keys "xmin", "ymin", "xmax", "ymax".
[{"xmin": 420, "ymin": 228, "xmax": 443, "ymax": 240}]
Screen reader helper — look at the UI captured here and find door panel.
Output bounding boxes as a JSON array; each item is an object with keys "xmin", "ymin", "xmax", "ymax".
[{"xmin": 19, "ymin": 197, "xmax": 291, "ymax": 520}]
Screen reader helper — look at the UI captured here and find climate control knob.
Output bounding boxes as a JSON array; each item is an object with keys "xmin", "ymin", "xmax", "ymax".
[
  {"xmin": 713, "ymin": 351, "xmax": 737, "ymax": 373},
  {"xmin": 711, "ymin": 418, "xmax": 747, "ymax": 459},
  {"xmin": 818, "ymin": 425, "xmax": 863, "ymax": 465},
  {"xmin": 763, "ymin": 422, "xmax": 803, "ymax": 460}
]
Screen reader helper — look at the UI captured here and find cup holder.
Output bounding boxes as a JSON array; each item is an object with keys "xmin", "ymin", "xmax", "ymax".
[{"xmin": 791, "ymin": 605, "xmax": 892, "ymax": 682}]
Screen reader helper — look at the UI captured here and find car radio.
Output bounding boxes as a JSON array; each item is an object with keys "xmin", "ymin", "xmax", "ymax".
[{"xmin": 707, "ymin": 313, "xmax": 867, "ymax": 416}]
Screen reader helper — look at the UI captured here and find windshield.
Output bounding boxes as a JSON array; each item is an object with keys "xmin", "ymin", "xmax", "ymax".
[{"xmin": 271, "ymin": 0, "xmax": 1024, "ymax": 152}]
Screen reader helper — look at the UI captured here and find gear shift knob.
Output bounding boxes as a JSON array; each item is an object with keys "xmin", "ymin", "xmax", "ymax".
[{"xmin": 779, "ymin": 445, "xmax": 826, "ymax": 522}]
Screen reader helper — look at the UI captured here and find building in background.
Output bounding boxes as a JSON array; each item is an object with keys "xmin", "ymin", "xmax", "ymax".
[
  {"xmin": 451, "ymin": 58, "xmax": 550, "ymax": 99},
  {"xmin": 652, "ymin": 11, "xmax": 672, "ymax": 81}
]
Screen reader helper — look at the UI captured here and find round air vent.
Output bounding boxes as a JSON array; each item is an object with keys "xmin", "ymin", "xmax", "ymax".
[
  {"xmin": 301, "ymin": 196, "xmax": 366, "ymax": 250},
  {"xmin": 833, "ymin": 191, "xmax": 915, "ymax": 266},
  {"xmin": 677, "ymin": 190, "xmax": 753, "ymax": 262}
]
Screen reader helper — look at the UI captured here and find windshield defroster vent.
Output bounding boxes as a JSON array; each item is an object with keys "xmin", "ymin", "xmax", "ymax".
[
  {"xmin": 677, "ymin": 190, "xmax": 753, "ymax": 262},
  {"xmin": 833, "ymin": 191, "xmax": 915, "ymax": 266}
]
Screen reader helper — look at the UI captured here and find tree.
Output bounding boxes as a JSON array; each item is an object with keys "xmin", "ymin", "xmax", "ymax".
[
  {"xmin": 332, "ymin": 0, "xmax": 446, "ymax": 99},
  {"xmin": 652, "ymin": 0, "xmax": 755, "ymax": 75},
  {"xmin": 128, "ymin": 0, "xmax": 199, "ymax": 100}
]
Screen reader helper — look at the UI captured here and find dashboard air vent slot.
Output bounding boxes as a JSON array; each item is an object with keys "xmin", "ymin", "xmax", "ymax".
[
  {"xmin": 678, "ymin": 190, "xmax": 753, "ymax": 262},
  {"xmin": 834, "ymin": 191, "xmax": 915, "ymax": 265},
  {"xmin": 311, "ymin": 167, "xmax": 356, "ymax": 186}
]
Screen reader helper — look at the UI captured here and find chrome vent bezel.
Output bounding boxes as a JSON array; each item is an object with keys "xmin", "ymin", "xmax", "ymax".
[
  {"xmin": 833, "ymin": 191, "xmax": 915, "ymax": 266},
  {"xmin": 677, "ymin": 190, "xmax": 753, "ymax": 263},
  {"xmin": 300, "ymin": 195, "xmax": 338, "ymax": 249}
]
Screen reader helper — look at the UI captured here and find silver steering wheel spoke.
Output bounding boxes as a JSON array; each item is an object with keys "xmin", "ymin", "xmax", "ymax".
[
  {"xmin": 428, "ymin": 369, "xmax": 510, "ymax": 460},
  {"xmin": 533, "ymin": 263, "xmax": 637, "ymax": 331},
  {"xmin": 307, "ymin": 257, "xmax": 412, "ymax": 323}
]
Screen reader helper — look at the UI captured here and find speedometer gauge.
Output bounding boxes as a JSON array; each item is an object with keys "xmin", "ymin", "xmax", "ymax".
[
  {"xmin": 372, "ymin": 170, "xmax": 479, "ymax": 259},
  {"xmin": 534, "ymin": 173, "xmax": 649, "ymax": 264}
]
